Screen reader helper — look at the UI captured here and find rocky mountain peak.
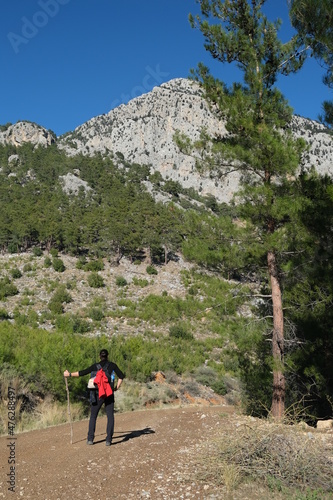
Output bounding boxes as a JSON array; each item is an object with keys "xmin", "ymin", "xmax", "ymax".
[
  {"xmin": 58, "ymin": 78, "xmax": 333, "ymax": 202},
  {"xmin": 0, "ymin": 121, "xmax": 55, "ymax": 148}
]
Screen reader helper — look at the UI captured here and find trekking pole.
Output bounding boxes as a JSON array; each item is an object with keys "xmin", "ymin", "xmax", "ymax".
[{"xmin": 65, "ymin": 376, "xmax": 73, "ymax": 444}]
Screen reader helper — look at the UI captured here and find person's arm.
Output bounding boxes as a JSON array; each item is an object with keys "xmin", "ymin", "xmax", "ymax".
[
  {"xmin": 63, "ymin": 370, "xmax": 79, "ymax": 378},
  {"xmin": 64, "ymin": 364, "xmax": 96, "ymax": 378},
  {"xmin": 112, "ymin": 364, "xmax": 125, "ymax": 391},
  {"xmin": 115, "ymin": 378, "xmax": 123, "ymax": 391}
]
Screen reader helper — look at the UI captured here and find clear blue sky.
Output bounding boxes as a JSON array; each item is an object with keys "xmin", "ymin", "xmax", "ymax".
[{"xmin": 0, "ymin": 0, "xmax": 330, "ymax": 136}]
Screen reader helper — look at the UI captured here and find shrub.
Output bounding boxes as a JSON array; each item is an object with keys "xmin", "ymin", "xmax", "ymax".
[
  {"xmin": 55, "ymin": 314, "xmax": 91, "ymax": 334},
  {"xmin": 44, "ymin": 256, "xmax": 52, "ymax": 268},
  {"xmin": 146, "ymin": 265, "xmax": 158, "ymax": 275},
  {"xmin": 52, "ymin": 286, "xmax": 72, "ymax": 304},
  {"xmin": 84, "ymin": 260, "xmax": 104, "ymax": 272},
  {"xmin": 10, "ymin": 268, "xmax": 22, "ymax": 279},
  {"xmin": 88, "ymin": 272, "xmax": 104, "ymax": 288},
  {"xmin": 7, "ymin": 242, "xmax": 18, "ymax": 253},
  {"xmin": 132, "ymin": 277, "xmax": 149, "ymax": 287},
  {"xmin": 169, "ymin": 323, "xmax": 193, "ymax": 340},
  {"xmin": 0, "ymin": 278, "xmax": 18, "ymax": 300},
  {"xmin": 49, "ymin": 248, "xmax": 58, "ymax": 257},
  {"xmin": 48, "ymin": 299, "xmax": 64, "ymax": 315},
  {"xmin": 88, "ymin": 307, "xmax": 105, "ymax": 321},
  {"xmin": 116, "ymin": 276, "xmax": 127, "ymax": 287},
  {"xmin": 23, "ymin": 263, "xmax": 33, "ymax": 273},
  {"xmin": 0, "ymin": 308, "xmax": 10, "ymax": 320},
  {"xmin": 52, "ymin": 258, "xmax": 65, "ymax": 273},
  {"xmin": 76, "ymin": 256, "xmax": 87, "ymax": 270},
  {"xmin": 48, "ymin": 286, "xmax": 72, "ymax": 315},
  {"xmin": 32, "ymin": 247, "xmax": 43, "ymax": 257}
]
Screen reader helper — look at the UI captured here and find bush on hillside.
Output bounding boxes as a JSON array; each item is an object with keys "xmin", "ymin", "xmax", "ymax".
[
  {"xmin": 0, "ymin": 277, "xmax": 18, "ymax": 300},
  {"xmin": 88, "ymin": 272, "xmax": 104, "ymax": 288},
  {"xmin": 146, "ymin": 265, "xmax": 158, "ymax": 275},
  {"xmin": 52, "ymin": 258, "xmax": 65, "ymax": 273},
  {"xmin": 10, "ymin": 268, "xmax": 22, "ymax": 279},
  {"xmin": 169, "ymin": 323, "xmax": 193, "ymax": 340}
]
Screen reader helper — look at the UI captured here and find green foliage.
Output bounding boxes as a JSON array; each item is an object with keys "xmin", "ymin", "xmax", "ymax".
[
  {"xmin": 48, "ymin": 285, "xmax": 72, "ymax": 315},
  {"xmin": 55, "ymin": 314, "xmax": 91, "ymax": 334},
  {"xmin": 48, "ymin": 300, "xmax": 64, "ymax": 315},
  {"xmin": 146, "ymin": 265, "xmax": 158, "ymax": 275},
  {"xmin": 0, "ymin": 308, "xmax": 10, "ymax": 320},
  {"xmin": 169, "ymin": 323, "xmax": 193, "ymax": 340},
  {"xmin": 115, "ymin": 276, "xmax": 127, "ymax": 287},
  {"xmin": 87, "ymin": 307, "xmax": 105, "ymax": 321},
  {"xmin": 32, "ymin": 247, "xmax": 43, "ymax": 257},
  {"xmin": 290, "ymin": 0, "xmax": 333, "ymax": 127},
  {"xmin": 52, "ymin": 257, "xmax": 65, "ymax": 272},
  {"xmin": 0, "ymin": 277, "xmax": 18, "ymax": 299},
  {"xmin": 132, "ymin": 277, "xmax": 149, "ymax": 287},
  {"xmin": 44, "ymin": 256, "xmax": 52, "ymax": 268},
  {"xmin": 52, "ymin": 285, "xmax": 72, "ymax": 304},
  {"xmin": 10, "ymin": 268, "xmax": 22, "ymax": 279},
  {"xmin": 83, "ymin": 259, "xmax": 104, "ymax": 272},
  {"xmin": 76, "ymin": 256, "xmax": 87, "ymax": 269},
  {"xmin": 87, "ymin": 272, "xmax": 104, "ymax": 288}
]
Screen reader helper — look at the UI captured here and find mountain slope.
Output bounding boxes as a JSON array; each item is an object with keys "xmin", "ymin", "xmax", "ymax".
[
  {"xmin": 57, "ymin": 78, "xmax": 333, "ymax": 202},
  {"xmin": 1, "ymin": 78, "xmax": 332, "ymax": 203}
]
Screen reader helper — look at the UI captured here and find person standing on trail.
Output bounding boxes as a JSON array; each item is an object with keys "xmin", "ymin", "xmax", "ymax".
[{"xmin": 63, "ymin": 349, "xmax": 124, "ymax": 446}]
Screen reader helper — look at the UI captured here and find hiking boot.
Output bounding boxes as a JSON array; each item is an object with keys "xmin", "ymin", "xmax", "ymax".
[
  {"xmin": 105, "ymin": 441, "xmax": 111, "ymax": 446},
  {"xmin": 87, "ymin": 440, "xmax": 94, "ymax": 445}
]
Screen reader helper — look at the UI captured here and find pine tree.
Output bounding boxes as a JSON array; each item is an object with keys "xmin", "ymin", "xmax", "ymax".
[
  {"xmin": 182, "ymin": 0, "xmax": 308, "ymax": 418},
  {"xmin": 289, "ymin": 0, "xmax": 333, "ymax": 126}
]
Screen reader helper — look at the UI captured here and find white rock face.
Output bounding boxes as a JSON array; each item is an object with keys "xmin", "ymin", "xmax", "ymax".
[
  {"xmin": 59, "ymin": 173, "xmax": 92, "ymax": 195},
  {"xmin": 2, "ymin": 79, "xmax": 332, "ymax": 203},
  {"xmin": 59, "ymin": 79, "xmax": 240, "ymax": 202},
  {"xmin": 58, "ymin": 78, "xmax": 333, "ymax": 202},
  {"xmin": 0, "ymin": 122, "xmax": 55, "ymax": 148}
]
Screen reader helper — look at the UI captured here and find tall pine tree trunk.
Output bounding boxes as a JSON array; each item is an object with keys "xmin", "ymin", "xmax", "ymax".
[{"xmin": 267, "ymin": 250, "xmax": 285, "ymax": 419}]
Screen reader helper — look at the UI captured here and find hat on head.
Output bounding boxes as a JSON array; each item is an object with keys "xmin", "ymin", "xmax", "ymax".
[{"xmin": 99, "ymin": 349, "xmax": 109, "ymax": 359}]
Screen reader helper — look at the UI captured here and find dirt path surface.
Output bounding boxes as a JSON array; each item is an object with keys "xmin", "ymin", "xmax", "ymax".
[{"xmin": 1, "ymin": 405, "xmax": 233, "ymax": 499}]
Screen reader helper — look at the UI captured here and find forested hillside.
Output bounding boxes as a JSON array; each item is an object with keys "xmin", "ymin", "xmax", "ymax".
[{"xmin": 0, "ymin": 50, "xmax": 332, "ymax": 431}]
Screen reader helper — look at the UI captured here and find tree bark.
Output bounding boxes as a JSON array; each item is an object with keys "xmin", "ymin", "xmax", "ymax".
[{"xmin": 267, "ymin": 250, "xmax": 285, "ymax": 420}]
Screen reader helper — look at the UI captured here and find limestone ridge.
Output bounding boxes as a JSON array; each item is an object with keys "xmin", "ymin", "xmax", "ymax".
[
  {"xmin": 59, "ymin": 78, "xmax": 333, "ymax": 201},
  {"xmin": 1, "ymin": 78, "xmax": 333, "ymax": 202},
  {"xmin": 59, "ymin": 78, "xmax": 235, "ymax": 202}
]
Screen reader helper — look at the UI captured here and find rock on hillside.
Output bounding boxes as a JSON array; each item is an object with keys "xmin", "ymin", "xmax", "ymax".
[{"xmin": 0, "ymin": 121, "xmax": 55, "ymax": 148}]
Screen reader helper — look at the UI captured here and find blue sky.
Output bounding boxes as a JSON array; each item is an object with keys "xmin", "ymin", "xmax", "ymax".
[{"xmin": 0, "ymin": 0, "xmax": 330, "ymax": 136}]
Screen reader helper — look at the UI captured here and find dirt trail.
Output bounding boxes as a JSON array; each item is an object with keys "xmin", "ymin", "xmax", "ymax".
[{"xmin": 0, "ymin": 404, "xmax": 234, "ymax": 499}]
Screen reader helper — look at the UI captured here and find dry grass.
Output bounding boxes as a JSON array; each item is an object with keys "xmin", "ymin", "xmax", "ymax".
[
  {"xmin": 0, "ymin": 375, "xmax": 85, "ymax": 435},
  {"xmin": 196, "ymin": 416, "xmax": 333, "ymax": 498},
  {"xmin": 16, "ymin": 397, "xmax": 85, "ymax": 432}
]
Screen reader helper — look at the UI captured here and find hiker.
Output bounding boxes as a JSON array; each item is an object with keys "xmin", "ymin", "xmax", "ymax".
[{"xmin": 63, "ymin": 349, "xmax": 124, "ymax": 446}]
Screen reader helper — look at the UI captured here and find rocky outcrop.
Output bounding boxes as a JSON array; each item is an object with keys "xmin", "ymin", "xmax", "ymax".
[
  {"xmin": 1, "ymin": 79, "xmax": 332, "ymax": 203},
  {"xmin": 59, "ymin": 173, "xmax": 92, "ymax": 195},
  {"xmin": 58, "ymin": 79, "xmax": 239, "ymax": 202},
  {"xmin": 58, "ymin": 78, "xmax": 333, "ymax": 202},
  {"xmin": 0, "ymin": 121, "xmax": 55, "ymax": 148}
]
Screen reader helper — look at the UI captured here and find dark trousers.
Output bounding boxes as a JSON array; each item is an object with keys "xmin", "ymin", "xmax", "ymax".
[{"xmin": 88, "ymin": 395, "xmax": 114, "ymax": 442}]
